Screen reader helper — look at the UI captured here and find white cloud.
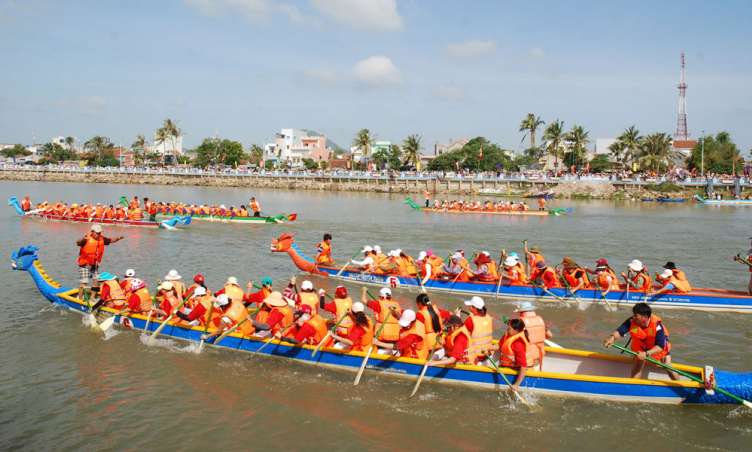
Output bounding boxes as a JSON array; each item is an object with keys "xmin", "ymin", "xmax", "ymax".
[
  {"xmin": 516, "ymin": 47, "xmax": 548, "ymax": 61},
  {"xmin": 54, "ymin": 96, "xmax": 107, "ymax": 117},
  {"xmin": 311, "ymin": 0, "xmax": 402, "ymax": 32},
  {"xmin": 442, "ymin": 39, "xmax": 496, "ymax": 57},
  {"xmin": 170, "ymin": 100, "xmax": 188, "ymax": 108},
  {"xmin": 429, "ymin": 85, "xmax": 470, "ymax": 102},
  {"xmin": 530, "ymin": 47, "xmax": 546, "ymax": 59},
  {"xmin": 301, "ymin": 69, "xmax": 341, "ymax": 86},
  {"xmin": 352, "ymin": 56, "xmax": 403, "ymax": 89},
  {"xmin": 184, "ymin": 0, "xmax": 320, "ymax": 25}
]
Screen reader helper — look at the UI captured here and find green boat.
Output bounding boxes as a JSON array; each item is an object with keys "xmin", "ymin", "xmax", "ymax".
[{"xmin": 155, "ymin": 211, "xmax": 297, "ymax": 224}]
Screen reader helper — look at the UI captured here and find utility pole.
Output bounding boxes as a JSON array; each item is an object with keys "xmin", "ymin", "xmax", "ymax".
[{"xmin": 701, "ymin": 130, "xmax": 705, "ymax": 175}]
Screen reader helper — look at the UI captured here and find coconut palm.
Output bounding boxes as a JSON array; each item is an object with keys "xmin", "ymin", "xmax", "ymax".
[
  {"xmin": 401, "ymin": 134, "xmax": 423, "ymax": 168},
  {"xmin": 619, "ymin": 126, "xmax": 643, "ymax": 166},
  {"xmin": 84, "ymin": 136, "xmax": 114, "ymax": 160},
  {"xmin": 565, "ymin": 125, "xmax": 590, "ymax": 168},
  {"xmin": 131, "ymin": 134, "xmax": 147, "ymax": 164},
  {"xmin": 519, "ymin": 113, "xmax": 545, "ymax": 150},
  {"xmin": 155, "ymin": 128, "xmax": 171, "ymax": 163},
  {"xmin": 161, "ymin": 118, "xmax": 183, "ymax": 156},
  {"xmin": 64, "ymin": 136, "xmax": 75, "ymax": 151},
  {"xmin": 352, "ymin": 129, "xmax": 376, "ymax": 162},
  {"xmin": 542, "ymin": 120, "xmax": 565, "ymax": 170},
  {"xmin": 248, "ymin": 144, "xmax": 263, "ymax": 164},
  {"xmin": 608, "ymin": 140, "xmax": 627, "ymax": 165},
  {"xmin": 639, "ymin": 132, "xmax": 673, "ymax": 172}
]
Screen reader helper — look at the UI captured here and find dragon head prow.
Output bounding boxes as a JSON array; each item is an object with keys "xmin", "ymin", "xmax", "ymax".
[
  {"xmin": 12, "ymin": 245, "xmax": 39, "ymax": 271},
  {"xmin": 271, "ymin": 233, "xmax": 295, "ymax": 253}
]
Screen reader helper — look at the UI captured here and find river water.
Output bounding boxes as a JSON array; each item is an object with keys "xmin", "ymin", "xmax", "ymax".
[{"xmin": 2, "ymin": 180, "xmax": 751, "ymax": 451}]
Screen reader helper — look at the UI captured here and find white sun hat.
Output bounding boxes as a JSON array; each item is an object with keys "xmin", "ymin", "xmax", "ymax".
[
  {"xmin": 398, "ymin": 309, "xmax": 417, "ymax": 327},
  {"xmin": 464, "ymin": 296, "xmax": 485, "ymax": 309},
  {"xmin": 165, "ymin": 269, "xmax": 182, "ymax": 280},
  {"xmin": 628, "ymin": 259, "xmax": 644, "ymax": 272}
]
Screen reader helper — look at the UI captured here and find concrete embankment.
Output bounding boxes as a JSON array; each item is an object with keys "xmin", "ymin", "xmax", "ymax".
[{"xmin": 0, "ymin": 169, "xmax": 707, "ymax": 199}]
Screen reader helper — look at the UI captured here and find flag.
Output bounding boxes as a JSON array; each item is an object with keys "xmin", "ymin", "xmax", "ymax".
[
  {"xmin": 478, "ymin": 144, "xmax": 483, "ymax": 161},
  {"xmin": 455, "ymin": 161, "xmax": 460, "ymax": 171},
  {"xmin": 542, "ymin": 164, "xmax": 547, "ymax": 172},
  {"xmin": 79, "ymin": 161, "xmax": 85, "ymax": 167},
  {"xmin": 222, "ymin": 154, "xmax": 226, "ymax": 162},
  {"xmin": 234, "ymin": 160, "xmax": 238, "ymax": 168},
  {"xmin": 586, "ymin": 162, "xmax": 590, "ymax": 172},
  {"xmin": 382, "ymin": 161, "xmax": 386, "ymax": 169},
  {"xmin": 317, "ymin": 160, "xmax": 321, "ymax": 169},
  {"xmin": 633, "ymin": 162, "xmax": 637, "ymax": 172},
  {"xmin": 417, "ymin": 160, "xmax": 421, "ymax": 170},
  {"xmin": 347, "ymin": 160, "xmax": 351, "ymax": 169}
]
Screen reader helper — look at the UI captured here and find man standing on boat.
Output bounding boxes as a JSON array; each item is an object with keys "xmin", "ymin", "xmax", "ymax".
[
  {"xmin": 76, "ymin": 224, "xmax": 124, "ymax": 300},
  {"xmin": 250, "ymin": 197, "xmax": 261, "ymax": 217},
  {"xmin": 733, "ymin": 239, "xmax": 752, "ymax": 295},
  {"xmin": 604, "ymin": 303, "xmax": 679, "ymax": 380},
  {"xmin": 424, "ymin": 189, "xmax": 432, "ymax": 207}
]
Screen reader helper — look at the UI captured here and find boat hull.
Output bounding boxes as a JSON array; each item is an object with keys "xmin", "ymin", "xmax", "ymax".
[
  {"xmin": 156, "ymin": 213, "xmax": 283, "ymax": 223},
  {"xmin": 26, "ymin": 213, "xmax": 164, "ymax": 227},
  {"xmin": 694, "ymin": 194, "xmax": 752, "ymax": 205}
]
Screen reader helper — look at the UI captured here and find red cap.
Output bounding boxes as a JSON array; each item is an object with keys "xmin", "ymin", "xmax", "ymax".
[
  {"xmin": 297, "ymin": 304, "xmax": 313, "ymax": 314},
  {"xmin": 335, "ymin": 286, "xmax": 347, "ymax": 298},
  {"xmin": 194, "ymin": 274, "xmax": 204, "ymax": 283},
  {"xmin": 596, "ymin": 259, "xmax": 607, "ymax": 266}
]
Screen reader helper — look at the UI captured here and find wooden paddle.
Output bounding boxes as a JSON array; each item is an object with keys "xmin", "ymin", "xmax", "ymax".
[
  {"xmin": 409, "ymin": 256, "xmax": 427, "ymax": 293},
  {"xmin": 522, "ymin": 239, "xmax": 530, "ymax": 274},
  {"xmin": 483, "ymin": 351, "xmax": 532, "ymax": 407},
  {"xmin": 207, "ymin": 304, "xmax": 264, "ymax": 346},
  {"xmin": 336, "ymin": 245, "xmax": 364, "ymax": 278},
  {"xmin": 311, "ymin": 311, "xmax": 350, "ymax": 358},
  {"xmin": 353, "ymin": 307, "xmax": 394, "ymax": 386},
  {"xmin": 248, "ymin": 315, "xmax": 300, "ymax": 361},
  {"xmin": 623, "ymin": 268, "xmax": 631, "ymax": 301},
  {"xmin": 148, "ymin": 287, "xmax": 195, "ymax": 343},
  {"xmin": 448, "ymin": 252, "xmax": 476, "ymax": 294},
  {"xmin": 593, "ymin": 280, "xmax": 614, "ymax": 310},
  {"xmin": 82, "ymin": 290, "xmax": 99, "ymax": 329},
  {"xmin": 198, "ymin": 303, "xmax": 215, "ymax": 351},
  {"xmin": 494, "ymin": 249, "xmax": 507, "ymax": 299},
  {"xmin": 529, "ymin": 280, "xmax": 572, "ymax": 304},
  {"xmin": 409, "ymin": 334, "xmax": 443, "ymax": 398},
  {"xmin": 556, "ymin": 265, "xmax": 580, "ymax": 304},
  {"xmin": 99, "ymin": 306, "xmax": 128, "ymax": 332},
  {"xmin": 608, "ymin": 343, "xmax": 752, "ymax": 410}
]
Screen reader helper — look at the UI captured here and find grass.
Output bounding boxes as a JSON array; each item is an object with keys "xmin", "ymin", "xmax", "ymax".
[{"xmin": 644, "ymin": 182, "xmax": 683, "ymax": 193}]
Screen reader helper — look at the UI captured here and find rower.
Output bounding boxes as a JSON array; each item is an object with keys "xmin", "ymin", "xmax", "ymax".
[
  {"xmin": 662, "ymin": 262, "xmax": 690, "ymax": 289},
  {"xmin": 510, "ymin": 302, "xmax": 552, "ymax": 370},
  {"xmin": 92, "ymin": 272, "xmax": 126, "ymax": 310},
  {"xmin": 76, "ymin": 224, "xmax": 124, "ymax": 300},
  {"xmin": 200, "ymin": 294, "xmax": 261, "ymax": 341},
  {"xmin": 329, "ymin": 302, "xmax": 374, "ymax": 351},
  {"xmin": 349, "ymin": 246, "xmax": 375, "ymax": 270},
  {"xmin": 216, "ymin": 276, "xmax": 245, "ymax": 304},
  {"xmin": 650, "ymin": 269, "xmax": 692, "ymax": 296},
  {"xmin": 426, "ymin": 315, "xmax": 472, "ymax": 367},
  {"xmin": 315, "ymin": 233, "xmax": 337, "ymax": 268},
  {"xmin": 121, "ymin": 279, "xmax": 165, "ymax": 317},
  {"xmin": 523, "ymin": 243, "xmax": 545, "ymax": 269},
  {"xmin": 320, "ymin": 285, "xmax": 353, "ymax": 334},
  {"xmin": 483, "ymin": 318, "xmax": 531, "ymax": 392},
  {"xmin": 20, "ymin": 195, "xmax": 31, "ymax": 212},
  {"xmin": 418, "ymin": 250, "xmax": 443, "ymax": 285},
  {"xmin": 439, "ymin": 253, "xmax": 467, "ymax": 281},
  {"xmin": 604, "ymin": 302, "xmax": 679, "ymax": 380},
  {"xmin": 592, "ymin": 263, "xmax": 620, "ymax": 295},
  {"xmin": 283, "ymin": 276, "xmax": 318, "ymax": 314},
  {"xmin": 468, "ymin": 252, "xmax": 496, "ymax": 282},
  {"xmin": 244, "ymin": 277, "xmax": 273, "ymax": 306},
  {"xmin": 175, "ymin": 287, "xmax": 219, "ymax": 327},
  {"xmin": 584, "ymin": 258, "xmax": 617, "ymax": 281},
  {"xmin": 415, "ymin": 293, "xmax": 450, "ymax": 355},
  {"xmin": 370, "ymin": 245, "xmax": 389, "ymax": 271},
  {"xmin": 121, "ymin": 268, "xmax": 137, "ymax": 293},
  {"xmin": 560, "ymin": 257, "xmax": 590, "ymax": 294},
  {"xmin": 620, "ymin": 259, "xmax": 651, "ymax": 293},
  {"xmin": 499, "ymin": 257, "xmax": 527, "ymax": 285},
  {"xmin": 529, "ymin": 260, "xmax": 560, "ymax": 288},
  {"xmin": 372, "ymin": 309, "xmax": 427, "ymax": 359},
  {"xmin": 164, "ymin": 269, "xmax": 186, "ymax": 298},
  {"xmin": 250, "ymin": 197, "xmax": 261, "ymax": 217},
  {"xmin": 398, "ymin": 250, "xmax": 418, "ymax": 277},
  {"xmin": 277, "ymin": 304, "xmax": 328, "ymax": 346},
  {"xmin": 256, "ymin": 291, "xmax": 294, "ymax": 338},
  {"xmin": 363, "ymin": 287, "xmax": 402, "ymax": 349},
  {"xmin": 186, "ymin": 274, "xmax": 211, "ymax": 297},
  {"xmin": 157, "ymin": 281, "xmax": 183, "ymax": 319},
  {"xmin": 456, "ymin": 296, "xmax": 493, "ymax": 365},
  {"xmin": 374, "ymin": 250, "xmax": 400, "ymax": 275}
]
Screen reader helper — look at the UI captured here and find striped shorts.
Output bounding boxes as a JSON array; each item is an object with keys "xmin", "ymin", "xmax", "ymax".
[{"xmin": 79, "ymin": 264, "xmax": 100, "ymax": 284}]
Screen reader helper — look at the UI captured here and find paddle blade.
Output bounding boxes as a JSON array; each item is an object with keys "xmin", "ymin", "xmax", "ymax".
[{"xmin": 99, "ymin": 315, "xmax": 117, "ymax": 332}]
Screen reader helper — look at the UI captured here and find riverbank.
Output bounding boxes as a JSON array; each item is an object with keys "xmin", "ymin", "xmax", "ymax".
[{"xmin": 0, "ymin": 168, "xmax": 715, "ymax": 199}]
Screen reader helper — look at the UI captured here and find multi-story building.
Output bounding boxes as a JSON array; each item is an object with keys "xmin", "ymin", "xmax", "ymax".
[
  {"xmin": 434, "ymin": 137, "xmax": 469, "ymax": 156},
  {"xmin": 265, "ymin": 129, "xmax": 329, "ymax": 167}
]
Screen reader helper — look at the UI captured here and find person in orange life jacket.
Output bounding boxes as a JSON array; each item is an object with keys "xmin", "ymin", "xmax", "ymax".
[
  {"xmin": 163, "ymin": 269, "xmax": 186, "ymax": 298},
  {"xmin": 538, "ymin": 197, "xmax": 546, "ymax": 211},
  {"xmin": 584, "ymin": 259, "xmax": 618, "ymax": 285},
  {"xmin": 499, "ymin": 257, "xmax": 527, "ymax": 285},
  {"xmin": 733, "ymin": 237, "xmax": 752, "ymax": 294},
  {"xmin": 329, "ymin": 302, "xmax": 374, "ymax": 351},
  {"xmin": 559, "ymin": 257, "xmax": 589, "ymax": 294},
  {"xmin": 523, "ymin": 243, "xmax": 545, "ymax": 269},
  {"xmin": 319, "ymin": 285, "xmax": 353, "ymax": 334},
  {"xmin": 200, "ymin": 294, "xmax": 269, "ymax": 341},
  {"xmin": 414, "ymin": 293, "xmax": 450, "ymax": 358},
  {"xmin": 509, "ymin": 302, "xmax": 552, "ymax": 369},
  {"xmin": 454, "ymin": 296, "xmax": 494, "ymax": 365},
  {"xmin": 649, "ymin": 269, "xmax": 692, "ymax": 296},
  {"xmin": 424, "ymin": 189, "xmax": 432, "ymax": 207},
  {"xmin": 20, "ymin": 195, "xmax": 31, "ymax": 211},
  {"xmin": 372, "ymin": 309, "xmax": 428, "ymax": 359},
  {"xmin": 363, "ymin": 286, "xmax": 403, "ymax": 346},
  {"xmin": 129, "ymin": 196, "xmax": 139, "ymax": 209},
  {"xmin": 249, "ymin": 197, "xmax": 261, "ymax": 217},
  {"xmin": 417, "ymin": 250, "xmax": 443, "ymax": 285},
  {"xmin": 253, "ymin": 291, "xmax": 294, "ymax": 338},
  {"xmin": 120, "ymin": 279, "xmax": 166, "ymax": 317},
  {"xmin": 90, "ymin": 272, "xmax": 126, "ymax": 310},
  {"xmin": 215, "ymin": 276, "xmax": 245, "ymax": 303},
  {"xmin": 283, "ymin": 276, "xmax": 318, "ymax": 313},
  {"xmin": 348, "ymin": 246, "xmax": 375, "ymax": 270},
  {"xmin": 661, "ymin": 261, "xmax": 691, "ymax": 289},
  {"xmin": 120, "ymin": 268, "xmax": 137, "ymax": 292},
  {"xmin": 315, "ymin": 233, "xmax": 337, "ymax": 267},
  {"xmin": 528, "ymin": 260, "xmax": 559, "ymax": 289},
  {"xmin": 439, "ymin": 253, "xmax": 466, "ymax": 280},
  {"xmin": 186, "ymin": 274, "xmax": 211, "ymax": 297},
  {"xmin": 604, "ymin": 302, "xmax": 679, "ymax": 380},
  {"xmin": 243, "ymin": 277, "xmax": 273, "ymax": 307},
  {"xmin": 482, "ymin": 318, "xmax": 531, "ymax": 392},
  {"xmin": 426, "ymin": 315, "xmax": 469, "ymax": 367},
  {"xmin": 372, "ymin": 249, "xmax": 399, "ymax": 274},
  {"xmin": 591, "ymin": 263, "xmax": 619, "ymax": 294},
  {"xmin": 76, "ymin": 224, "xmax": 124, "ymax": 300},
  {"xmin": 157, "ymin": 281, "xmax": 183, "ymax": 319},
  {"xmin": 467, "ymin": 253, "xmax": 495, "ymax": 282},
  {"xmin": 175, "ymin": 286, "xmax": 215, "ymax": 326},
  {"xmin": 620, "ymin": 259, "xmax": 651, "ymax": 292},
  {"xmin": 276, "ymin": 304, "xmax": 328, "ymax": 345}
]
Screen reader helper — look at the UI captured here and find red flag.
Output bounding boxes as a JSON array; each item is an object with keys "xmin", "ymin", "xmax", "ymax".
[
  {"xmin": 478, "ymin": 144, "xmax": 483, "ymax": 161},
  {"xmin": 586, "ymin": 162, "xmax": 590, "ymax": 172},
  {"xmin": 347, "ymin": 160, "xmax": 351, "ymax": 169},
  {"xmin": 222, "ymin": 154, "xmax": 226, "ymax": 162},
  {"xmin": 455, "ymin": 160, "xmax": 460, "ymax": 171}
]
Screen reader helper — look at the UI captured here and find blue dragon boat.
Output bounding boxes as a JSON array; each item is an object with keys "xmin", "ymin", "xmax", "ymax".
[
  {"xmin": 694, "ymin": 194, "xmax": 752, "ymax": 205},
  {"xmin": 12, "ymin": 244, "xmax": 752, "ymax": 406},
  {"xmin": 272, "ymin": 233, "xmax": 752, "ymax": 313}
]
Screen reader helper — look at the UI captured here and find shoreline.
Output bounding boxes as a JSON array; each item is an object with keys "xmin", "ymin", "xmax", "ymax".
[{"xmin": 0, "ymin": 168, "xmax": 719, "ymax": 199}]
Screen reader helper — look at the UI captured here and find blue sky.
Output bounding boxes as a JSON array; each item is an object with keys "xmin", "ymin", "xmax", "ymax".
[{"xmin": 1, "ymin": 0, "xmax": 750, "ymax": 155}]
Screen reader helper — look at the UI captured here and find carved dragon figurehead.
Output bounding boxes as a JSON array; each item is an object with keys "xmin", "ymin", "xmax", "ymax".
[
  {"xmin": 12, "ymin": 245, "xmax": 40, "ymax": 271},
  {"xmin": 11, "ymin": 245, "xmax": 72, "ymax": 303},
  {"xmin": 270, "ymin": 233, "xmax": 329, "ymax": 276}
]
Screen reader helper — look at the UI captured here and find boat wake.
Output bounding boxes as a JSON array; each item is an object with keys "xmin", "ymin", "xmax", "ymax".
[{"xmin": 139, "ymin": 333, "xmax": 203, "ymax": 353}]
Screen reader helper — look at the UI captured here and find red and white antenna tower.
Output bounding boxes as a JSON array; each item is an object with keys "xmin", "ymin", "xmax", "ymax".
[{"xmin": 675, "ymin": 52, "xmax": 690, "ymax": 140}]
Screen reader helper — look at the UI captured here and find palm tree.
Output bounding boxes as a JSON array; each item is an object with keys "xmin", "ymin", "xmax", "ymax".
[
  {"xmin": 639, "ymin": 133, "xmax": 673, "ymax": 172},
  {"xmin": 608, "ymin": 140, "xmax": 627, "ymax": 166},
  {"xmin": 248, "ymin": 144, "xmax": 263, "ymax": 164},
  {"xmin": 565, "ymin": 125, "xmax": 590, "ymax": 169},
  {"xmin": 155, "ymin": 128, "xmax": 170, "ymax": 164},
  {"xmin": 619, "ymin": 126, "xmax": 643, "ymax": 167},
  {"xmin": 131, "ymin": 134, "xmax": 147, "ymax": 164},
  {"xmin": 160, "ymin": 118, "xmax": 183, "ymax": 159},
  {"xmin": 84, "ymin": 136, "xmax": 114, "ymax": 160},
  {"xmin": 519, "ymin": 113, "xmax": 545, "ymax": 150},
  {"xmin": 352, "ymin": 129, "xmax": 376, "ymax": 162},
  {"xmin": 401, "ymin": 134, "xmax": 423, "ymax": 168},
  {"xmin": 542, "ymin": 120, "xmax": 564, "ymax": 170},
  {"xmin": 64, "ymin": 136, "xmax": 75, "ymax": 151}
]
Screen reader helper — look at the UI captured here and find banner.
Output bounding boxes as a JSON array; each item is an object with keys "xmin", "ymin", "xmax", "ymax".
[
  {"xmin": 347, "ymin": 160, "xmax": 351, "ymax": 169},
  {"xmin": 497, "ymin": 162, "xmax": 501, "ymax": 171},
  {"xmin": 417, "ymin": 160, "xmax": 421, "ymax": 170},
  {"xmin": 478, "ymin": 144, "xmax": 483, "ymax": 161},
  {"xmin": 586, "ymin": 162, "xmax": 590, "ymax": 172},
  {"xmin": 455, "ymin": 161, "xmax": 460, "ymax": 171},
  {"xmin": 382, "ymin": 161, "xmax": 386, "ymax": 169}
]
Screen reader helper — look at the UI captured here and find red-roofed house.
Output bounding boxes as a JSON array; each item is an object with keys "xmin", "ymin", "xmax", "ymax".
[{"xmin": 672, "ymin": 140, "xmax": 697, "ymax": 158}]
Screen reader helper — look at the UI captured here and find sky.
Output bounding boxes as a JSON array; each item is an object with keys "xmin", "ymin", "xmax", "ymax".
[{"xmin": 1, "ymin": 0, "xmax": 751, "ymax": 155}]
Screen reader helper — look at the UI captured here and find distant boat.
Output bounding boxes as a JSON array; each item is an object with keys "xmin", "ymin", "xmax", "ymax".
[
  {"xmin": 657, "ymin": 197, "xmax": 685, "ymax": 203},
  {"xmin": 694, "ymin": 194, "xmax": 752, "ymax": 205},
  {"xmin": 641, "ymin": 198, "xmax": 655, "ymax": 202},
  {"xmin": 472, "ymin": 188, "xmax": 526, "ymax": 197},
  {"xmin": 525, "ymin": 193, "xmax": 555, "ymax": 199}
]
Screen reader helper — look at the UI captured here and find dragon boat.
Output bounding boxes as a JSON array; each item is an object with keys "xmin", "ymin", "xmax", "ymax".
[
  {"xmin": 404, "ymin": 198, "xmax": 572, "ymax": 216},
  {"xmin": 116, "ymin": 196, "xmax": 297, "ymax": 224},
  {"xmin": 271, "ymin": 233, "xmax": 752, "ymax": 313},
  {"xmin": 472, "ymin": 188, "xmax": 526, "ymax": 198},
  {"xmin": 694, "ymin": 194, "xmax": 752, "ymax": 205},
  {"xmin": 8, "ymin": 197, "xmax": 191, "ymax": 229},
  {"xmin": 657, "ymin": 197, "xmax": 685, "ymax": 203},
  {"xmin": 12, "ymin": 244, "xmax": 752, "ymax": 406}
]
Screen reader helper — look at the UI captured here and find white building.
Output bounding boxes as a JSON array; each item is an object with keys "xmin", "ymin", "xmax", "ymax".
[
  {"xmin": 265, "ymin": 129, "xmax": 329, "ymax": 167},
  {"xmin": 153, "ymin": 134, "xmax": 183, "ymax": 155}
]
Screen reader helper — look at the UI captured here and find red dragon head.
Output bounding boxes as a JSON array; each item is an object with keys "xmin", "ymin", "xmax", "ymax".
[{"xmin": 271, "ymin": 233, "xmax": 295, "ymax": 253}]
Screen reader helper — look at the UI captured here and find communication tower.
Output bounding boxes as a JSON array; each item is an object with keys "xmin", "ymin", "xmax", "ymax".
[{"xmin": 675, "ymin": 52, "xmax": 690, "ymax": 140}]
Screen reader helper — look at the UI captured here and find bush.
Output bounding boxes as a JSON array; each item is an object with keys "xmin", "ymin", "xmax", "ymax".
[{"xmin": 645, "ymin": 182, "xmax": 682, "ymax": 192}]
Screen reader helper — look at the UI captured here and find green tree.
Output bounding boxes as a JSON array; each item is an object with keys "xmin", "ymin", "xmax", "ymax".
[
  {"xmin": 638, "ymin": 132, "xmax": 673, "ymax": 172},
  {"xmin": 542, "ymin": 120, "xmax": 565, "ymax": 171},
  {"xmin": 132, "ymin": 133, "xmax": 147, "ymax": 164},
  {"xmin": 519, "ymin": 113, "xmax": 545, "ymax": 150},
  {"xmin": 619, "ymin": 126, "xmax": 643, "ymax": 166},
  {"xmin": 89, "ymin": 150, "xmax": 120, "ymax": 167},
  {"xmin": 687, "ymin": 132, "xmax": 741, "ymax": 175},
  {"xmin": 352, "ymin": 129, "xmax": 376, "ymax": 161},
  {"xmin": 388, "ymin": 145, "xmax": 402, "ymax": 169},
  {"xmin": 1, "ymin": 143, "xmax": 30, "ymax": 158},
  {"xmin": 564, "ymin": 125, "xmax": 590, "ymax": 169},
  {"xmin": 84, "ymin": 136, "xmax": 114, "ymax": 160},
  {"xmin": 248, "ymin": 144, "xmax": 263, "ymax": 164},
  {"xmin": 371, "ymin": 148, "xmax": 390, "ymax": 169},
  {"xmin": 589, "ymin": 154, "xmax": 612, "ymax": 172},
  {"xmin": 193, "ymin": 138, "xmax": 245, "ymax": 167},
  {"xmin": 426, "ymin": 137, "xmax": 514, "ymax": 172},
  {"xmin": 40, "ymin": 142, "xmax": 77, "ymax": 162},
  {"xmin": 401, "ymin": 134, "xmax": 422, "ymax": 168},
  {"xmin": 608, "ymin": 140, "xmax": 627, "ymax": 165},
  {"xmin": 161, "ymin": 118, "xmax": 183, "ymax": 154},
  {"xmin": 64, "ymin": 136, "xmax": 75, "ymax": 151}
]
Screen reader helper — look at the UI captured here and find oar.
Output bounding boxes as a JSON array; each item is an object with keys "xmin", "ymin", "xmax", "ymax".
[
  {"xmin": 556, "ymin": 265, "xmax": 580, "ymax": 304},
  {"xmin": 593, "ymin": 280, "xmax": 614, "ymax": 310},
  {"xmin": 529, "ymin": 280, "xmax": 572, "ymax": 304},
  {"xmin": 209, "ymin": 305, "xmax": 263, "ymax": 346},
  {"xmin": 198, "ymin": 303, "xmax": 215, "ymax": 351},
  {"xmin": 335, "ymin": 245, "xmax": 364, "ymax": 278},
  {"xmin": 494, "ymin": 249, "xmax": 507, "ymax": 299},
  {"xmin": 311, "ymin": 311, "xmax": 350, "ymax": 358},
  {"xmin": 409, "ymin": 256, "xmax": 427, "ymax": 293},
  {"xmin": 148, "ymin": 287, "xmax": 195, "ymax": 343},
  {"xmin": 409, "ymin": 334, "xmax": 443, "ymax": 398},
  {"xmin": 260, "ymin": 211, "xmax": 282, "ymax": 223},
  {"xmin": 623, "ymin": 268, "xmax": 631, "ymax": 301},
  {"xmin": 607, "ymin": 343, "xmax": 752, "ymax": 410},
  {"xmin": 483, "ymin": 351, "xmax": 532, "ymax": 407},
  {"xmin": 248, "ymin": 316, "xmax": 300, "ymax": 361},
  {"xmin": 448, "ymin": 252, "xmax": 476, "ymax": 294},
  {"xmin": 142, "ymin": 284, "xmax": 160, "ymax": 334},
  {"xmin": 364, "ymin": 285, "xmax": 377, "ymax": 301},
  {"xmin": 522, "ymin": 239, "xmax": 530, "ymax": 274},
  {"xmin": 82, "ymin": 290, "xmax": 99, "ymax": 329},
  {"xmin": 99, "ymin": 306, "xmax": 129, "ymax": 332},
  {"xmin": 353, "ymin": 307, "xmax": 394, "ymax": 386}
]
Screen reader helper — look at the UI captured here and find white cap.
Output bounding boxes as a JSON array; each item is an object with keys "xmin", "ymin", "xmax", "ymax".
[
  {"xmin": 220, "ymin": 205, "xmax": 226, "ymax": 208},
  {"xmin": 660, "ymin": 269, "xmax": 673, "ymax": 279},
  {"xmin": 373, "ymin": 245, "xmax": 382, "ymax": 254},
  {"xmin": 213, "ymin": 294, "xmax": 229, "ymax": 308},
  {"xmin": 125, "ymin": 268, "xmax": 136, "ymax": 277},
  {"xmin": 90, "ymin": 224, "xmax": 103, "ymax": 233},
  {"xmin": 504, "ymin": 257, "xmax": 517, "ymax": 267},
  {"xmin": 628, "ymin": 259, "xmax": 644, "ymax": 272},
  {"xmin": 226, "ymin": 276, "xmax": 238, "ymax": 285},
  {"xmin": 452, "ymin": 252, "xmax": 463, "ymax": 262},
  {"xmin": 351, "ymin": 302, "xmax": 365, "ymax": 313},
  {"xmin": 398, "ymin": 309, "xmax": 417, "ymax": 327},
  {"xmin": 363, "ymin": 246, "xmax": 373, "ymax": 253},
  {"xmin": 396, "ymin": 249, "xmax": 403, "ymax": 255},
  {"xmin": 379, "ymin": 287, "xmax": 392, "ymax": 297},
  {"xmin": 165, "ymin": 269, "xmax": 182, "ymax": 280},
  {"xmin": 417, "ymin": 251, "xmax": 427, "ymax": 261},
  {"xmin": 301, "ymin": 280, "xmax": 313, "ymax": 290},
  {"xmin": 464, "ymin": 296, "xmax": 485, "ymax": 309},
  {"xmin": 192, "ymin": 287, "xmax": 207, "ymax": 297},
  {"xmin": 159, "ymin": 281, "xmax": 173, "ymax": 291},
  {"xmin": 482, "ymin": 251, "xmax": 490, "ymax": 257},
  {"xmin": 388, "ymin": 250, "xmax": 399, "ymax": 257}
]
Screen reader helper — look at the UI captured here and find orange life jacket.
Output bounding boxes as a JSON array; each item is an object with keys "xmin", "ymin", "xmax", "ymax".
[
  {"xmin": 132, "ymin": 287, "xmax": 153, "ymax": 313},
  {"xmin": 77, "ymin": 234, "xmax": 105, "ymax": 266},
  {"xmin": 596, "ymin": 271, "xmax": 620, "ymax": 290},
  {"xmin": 223, "ymin": 284, "xmax": 245, "ymax": 303},
  {"xmin": 198, "ymin": 295, "xmax": 222, "ymax": 329},
  {"xmin": 659, "ymin": 275, "xmax": 691, "ymax": 294},
  {"xmin": 298, "ymin": 292, "xmax": 318, "ymax": 315},
  {"xmin": 161, "ymin": 291, "xmax": 182, "ymax": 317},
  {"xmin": 487, "ymin": 261, "xmax": 500, "ymax": 281},
  {"xmin": 169, "ymin": 280, "xmax": 186, "ymax": 299},
  {"xmin": 421, "ymin": 255, "xmax": 444, "ymax": 278},
  {"xmin": 395, "ymin": 256, "xmax": 411, "ymax": 277},
  {"xmin": 467, "ymin": 314, "xmax": 493, "ymax": 360},
  {"xmin": 374, "ymin": 299, "xmax": 402, "ymax": 342},
  {"xmin": 346, "ymin": 317, "xmax": 374, "ymax": 352},
  {"xmin": 332, "ymin": 296, "xmax": 353, "ymax": 331},
  {"xmin": 302, "ymin": 314, "xmax": 328, "ymax": 345},
  {"xmin": 672, "ymin": 269, "xmax": 689, "ymax": 282},
  {"xmin": 104, "ymin": 207, "xmax": 115, "ymax": 219},
  {"xmin": 316, "ymin": 241, "xmax": 332, "ymax": 264},
  {"xmin": 499, "ymin": 331, "xmax": 532, "ymax": 368},
  {"xmin": 129, "ymin": 199, "xmax": 139, "ymax": 209},
  {"xmin": 399, "ymin": 322, "xmax": 427, "ymax": 360},
  {"xmin": 418, "ymin": 304, "xmax": 443, "ymax": 348},
  {"xmin": 564, "ymin": 267, "xmax": 591, "ymax": 288},
  {"xmin": 629, "ymin": 314, "xmax": 671, "ymax": 360},
  {"xmin": 270, "ymin": 305, "xmax": 294, "ymax": 334},
  {"xmin": 224, "ymin": 300, "xmax": 255, "ymax": 336},
  {"xmin": 502, "ymin": 266, "xmax": 526, "ymax": 285},
  {"xmin": 519, "ymin": 312, "xmax": 546, "ymax": 363},
  {"xmin": 444, "ymin": 325, "xmax": 474, "ymax": 364},
  {"xmin": 630, "ymin": 270, "xmax": 651, "ymax": 292},
  {"xmin": 20, "ymin": 198, "xmax": 30, "ymax": 210},
  {"xmin": 129, "ymin": 208, "xmax": 143, "ymax": 221},
  {"xmin": 250, "ymin": 200, "xmax": 260, "ymax": 213},
  {"xmin": 101, "ymin": 279, "xmax": 126, "ymax": 309}
]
